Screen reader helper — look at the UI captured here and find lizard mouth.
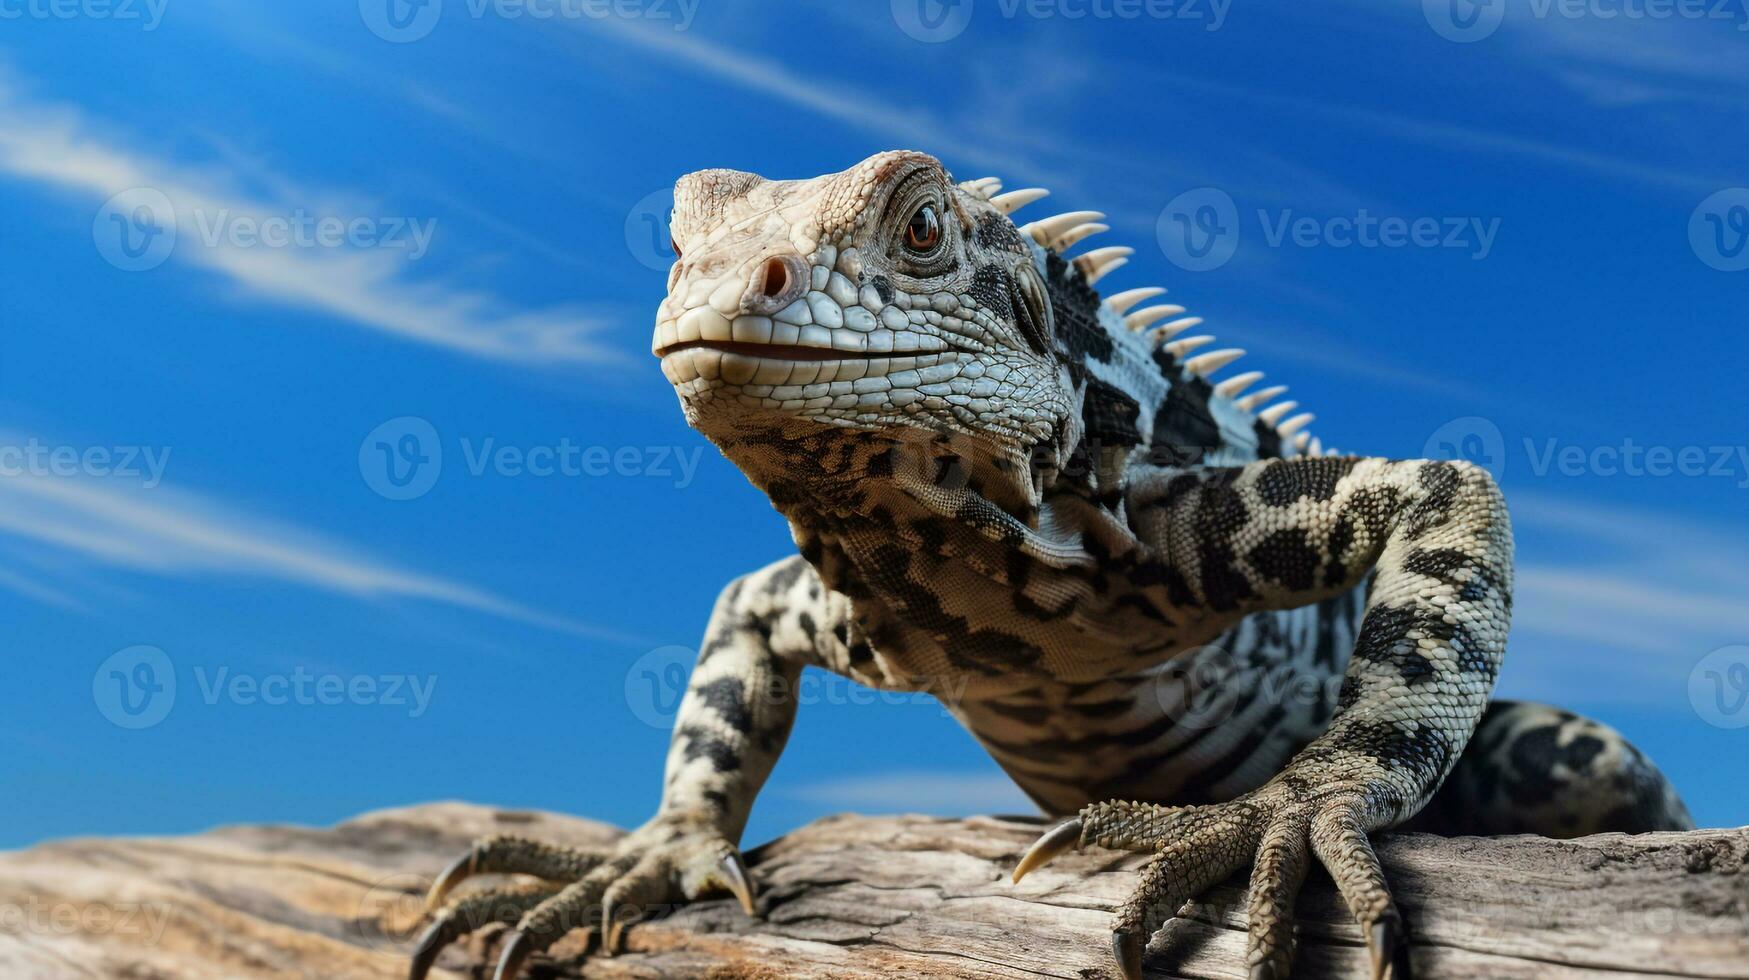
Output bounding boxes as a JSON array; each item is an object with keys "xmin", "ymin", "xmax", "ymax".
[
  {"xmin": 657, "ymin": 339, "xmax": 966, "ymax": 388},
  {"xmin": 655, "ymin": 340, "xmax": 884, "ymax": 361}
]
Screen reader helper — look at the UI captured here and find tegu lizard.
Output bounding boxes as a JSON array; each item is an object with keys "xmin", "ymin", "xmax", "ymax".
[{"xmin": 410, "ymin": 151, "xmax": 1693, "ymax": 980}]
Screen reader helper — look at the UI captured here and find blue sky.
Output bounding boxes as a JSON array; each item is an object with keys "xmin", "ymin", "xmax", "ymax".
[{"xmin": 2, "ymin": 0, "xmax": 1745, "ymax": 850}]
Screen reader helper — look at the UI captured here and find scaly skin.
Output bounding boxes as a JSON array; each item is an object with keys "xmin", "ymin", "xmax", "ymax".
[{"xmin": 410, "ymin": 151, "xmax": 1692, "ymax": 980}]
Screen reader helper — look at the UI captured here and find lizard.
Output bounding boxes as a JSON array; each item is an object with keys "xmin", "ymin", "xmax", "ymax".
[{"xmin": 408, "ymin": 150, "xmax": 1694, "ymax": 980}]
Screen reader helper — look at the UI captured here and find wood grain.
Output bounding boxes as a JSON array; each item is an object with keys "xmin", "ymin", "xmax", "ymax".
[{"xmin": 0, "ymin": 803, "xmax": 1743, "ymax": 979}]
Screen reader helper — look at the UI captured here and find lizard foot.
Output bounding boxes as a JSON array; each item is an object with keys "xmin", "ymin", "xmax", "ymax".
[
  {"xmin": 1013, "ymin": 793, "xmax": 1408, "ymax": 980},
  {"xmin": 408, "ymin": 819, "xmax": 756, "ymax": 980}
]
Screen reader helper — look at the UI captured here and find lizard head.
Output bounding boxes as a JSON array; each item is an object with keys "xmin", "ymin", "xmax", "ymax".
[{"xmin": 654, "ymin": 150, "xmax": 1080, "ymax": 517}]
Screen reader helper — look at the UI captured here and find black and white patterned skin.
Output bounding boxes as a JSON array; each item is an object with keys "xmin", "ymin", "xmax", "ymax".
[{"xmin": 410, "ymin": 151, "xmax": 1693, "ymax": 980}]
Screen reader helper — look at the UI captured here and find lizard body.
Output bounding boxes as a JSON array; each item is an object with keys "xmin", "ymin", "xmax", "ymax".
[{"xmin": 412, "ymin": 151, "xmax": 1692, "ymax": 980}]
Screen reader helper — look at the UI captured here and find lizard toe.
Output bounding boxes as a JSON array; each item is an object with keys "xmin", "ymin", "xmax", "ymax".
[
  {"xmin": 423, "ymin": 834, "xmax": 608, "ymax": 912},
  {"xmin": 1024, "ymin": 789, "xmax": 1403, "ymax": 978},
  {"xmin": 1309, "ymin": 803, "xmax": 1407, "ymax": 980},
  {"xmin": 408, "ymin": 884, "xmax": 560, "ymax": 980}
]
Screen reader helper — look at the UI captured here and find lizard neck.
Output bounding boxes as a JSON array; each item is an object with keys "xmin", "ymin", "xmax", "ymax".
[{"xmin": 750, "ymin": 428, "xmax": 1157, "ymax": 658}]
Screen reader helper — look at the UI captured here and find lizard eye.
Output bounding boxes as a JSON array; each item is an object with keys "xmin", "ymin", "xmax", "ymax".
[{"xmin": 904, "ymin": 205, "xmax": 942, "ymax": 253}]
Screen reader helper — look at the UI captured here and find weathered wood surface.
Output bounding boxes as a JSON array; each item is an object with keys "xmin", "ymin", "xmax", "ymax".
[{"xmin": 0, "ymin": 802, "xmax": 1743, "ymax": 979}]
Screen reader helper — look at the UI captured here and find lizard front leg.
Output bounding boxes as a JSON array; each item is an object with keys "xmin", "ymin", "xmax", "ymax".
[
  {"xmin": 410, "ymin": 555, "xmax": 839, "ymax": 980},
  {"xmin": 1015, "ymin": 457, "xmax": 1512, "ymax": 980}
]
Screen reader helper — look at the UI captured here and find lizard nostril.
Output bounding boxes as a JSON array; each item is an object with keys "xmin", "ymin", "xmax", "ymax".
[
  {"xmin": 758, "ymin": 257, "xmax": 792, "ymax": 298},
  {"xmin": 744, "ymin": 254, "xmax": 808, "ymax": 315}
]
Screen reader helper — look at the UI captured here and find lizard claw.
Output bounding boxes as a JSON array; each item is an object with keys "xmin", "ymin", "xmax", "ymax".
[
  {"xmin": 1369, "ymin": 917, "xmax": 1406, "ymax": 980},
  {"xmin": 1249, "ymin": 960, "xmax": 1283, "ymax": 980},
  {"xmin": 601, "ymin": 899, "xmax": 629, "ymax": 958},
  {"xmin": 424, "ymin": 852, "xmax": 474, "ymax": 913},
  {"xmin": 1011, "ymin": 817, "xmax": 1082, "ymax": 883},
  {"xmin": 1111, "ymin": 926, "xmax": 1144, "ymax": 980},
  {"xmin": 491, "ymin": 929, "xmax": 536, "ymax": 980},
  {"xmin": 406, "ymin": 884, "xmax": 559, "ymax": 980},
  {"xmin": 719, "ymin": 850, "xmax": 758, "ymax": 916},
  {"xmin": 406, "ymin": 917, "xmax": 453, "ymax": 980}
]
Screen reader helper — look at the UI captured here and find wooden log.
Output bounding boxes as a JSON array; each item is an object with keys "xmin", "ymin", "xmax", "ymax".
[{"xmin": 0, "ymin": 802, "xmax": 1743, "ymax": 979}]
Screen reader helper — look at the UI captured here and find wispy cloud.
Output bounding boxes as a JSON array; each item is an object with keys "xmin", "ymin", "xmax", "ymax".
[
  {"xmin": 0, "ymin": 562, "xmax": 80, "ymax": 610},
  {"xmin": 1437, "ymin": 0, "xmax": 1749, "ymax": 98},
  {"xmin": 0, "ymin": 438, "xmax": 633, "ymax": 643},
  {"xmin": 786, "ymin": 770, "xmax": 1039, "ymax": 815},
  {"xmin": 554, "ymin": 13, "xmax": 1229, "ymax": 215},
  {"xmin": 1221, "ymin": 318, "xmax": 1499, "ymax": 406},
  {"xmin": 1114, "ymin": 56, "xmax": 1735, "ymax": 197},
  {"xmin": 1505, "ymin": 493, "xmax": 1748, "ymax": 698},
  {"xmin": 562, "ymin": 15, "xmax": 1079, "ymax": 188},
  {"xmin": 0, "ymin": 76, "xmax": 617, "ymax": 367}
]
